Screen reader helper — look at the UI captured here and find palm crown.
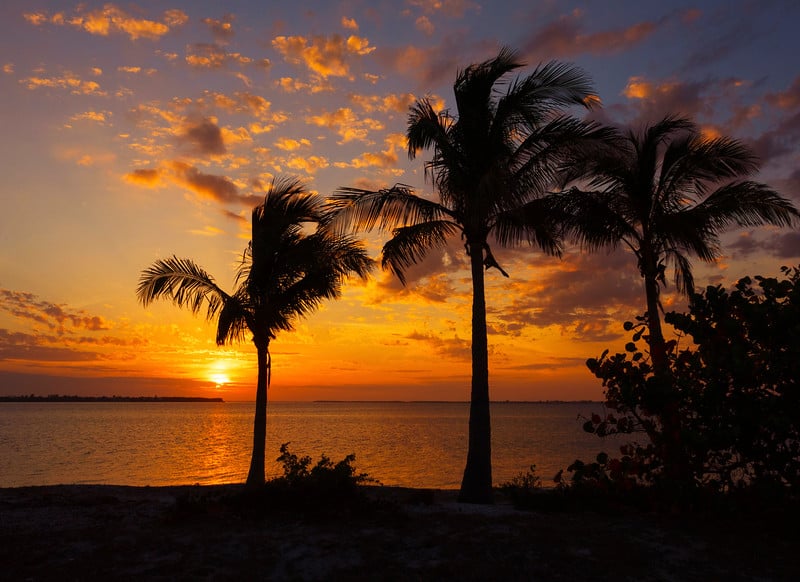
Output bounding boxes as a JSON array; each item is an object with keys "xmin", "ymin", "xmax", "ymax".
[{"xmin": 561, "ymin": 115, "xmax": 799, "ymax": 299}]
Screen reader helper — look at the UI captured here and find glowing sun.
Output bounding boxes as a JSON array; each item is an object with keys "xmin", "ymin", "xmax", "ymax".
[{"xmin": 210, "ymin": 373, "xmax": 230, "ymax": 388}]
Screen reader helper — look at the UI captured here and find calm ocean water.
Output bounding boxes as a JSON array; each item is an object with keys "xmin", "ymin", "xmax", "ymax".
[{"xmin": 0, "ymin": 401, "xmax": 624, "ymax": 489}]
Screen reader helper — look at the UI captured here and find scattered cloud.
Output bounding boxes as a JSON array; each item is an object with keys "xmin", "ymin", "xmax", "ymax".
[
  {"xmin": 169, "ymin": 161, "xmax": 239, "ymax": 203},
  {"xmin": 185, "ymin": 43, "xmax": 260, "ymax": 70},
  {"xmin": 177, "ymin": 116, "xmax": 227, "ymax": 156},
  {"xmin": 0, "ymin": 290, "xmax": 110, "ymax": 335},
  {"xmin": 24, "ymin": 5, "xmax": 187, "ymax": 41},
  {"xmin": 272, "ymin": 34, "xmax": 376, "ymax": 79},
  {"xmin": 416, "ymin": 16, "xmax": 435, "ymax": 36},
  {"xmin": 521, "ymin": 8, "xmax": 658, "ymax": 60},
  {"xmin": 405, "ymin": 330, "xmax": 471, "ymax": 361},
  {"xmin": 306, "ymin": 107, "xmax": 384, "ymax": 143},
  {"xmin": 202, "ymin": 14, "xmax": 235, "ymax": 43},
  {"xmin": 19, "ymin": 71, "xmax": 106, "ymax": 96},
  {"xmin": 766, "ymin": 77, "xmax": 800, "ymax": 110},
  {"xmin": 406, "ymin": 0, "xmax": 479, "ymax": 18}
]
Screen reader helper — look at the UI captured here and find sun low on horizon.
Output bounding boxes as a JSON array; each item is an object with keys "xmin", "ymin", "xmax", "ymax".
[{"xmin": 1, "ymin": 0, "xmax": 799, "ymax": 402}]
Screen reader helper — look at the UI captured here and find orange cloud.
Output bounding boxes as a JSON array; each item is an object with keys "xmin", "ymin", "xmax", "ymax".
[
  {"xmin": 169, "ymin": 161, "xmax": 239, "ymax": 203},
  {"xmin": 272, "ymin": 34, "xmax": 375, "ymax": 79},
  {"xmin": 274, "ymin": 138, "xmax": 312, "ymax": 151},
  {"xmin": 766, "ymin": 77, "xmax": 800, "ymax": 110},
  {"xmin": 341, "ymin": 17, "xmax": 358, "ymax": 30},
  {"xmin": 27, "ymin": 5, "xmax": 188, "ymax": 41},
  {"xmin": 202, "ymin": 15, "xmax": 235, "ymax": 42},
  {"xmin": 3, "ymin": 63, "xmax": 13, "ymax": 74},
  {"xmin": 306, "ymin": 108, "xmax": 384, "ymax": 143},
  {"xmin": 335, "ymin": 135, "xmax": 403, "ymax": 170},
  {"xmin": 186, "ymin": 43, "xmax": 255, "ymax": 69},
  {"xmin": 70, "ymin": 110, "xmax": 111, "ymax": 124},
  {"xmin": 20, "ymin": 72, "xmax": 106, "ymax": 96},
  {"xmin": 622, "ymin": 76, "xmax": 654, "ymax": 100},
  {"xmin": 349, "ymin": 92, "xmax": 417, "ymax": 113},
  {"xmin": 124, "ymin": 168, "xmax": 163, "ymax": 187},
  {"xmin": 415, "ymin": 16, "xmax": 435, "ymax": 35},
  {"xmin": 285, "ymin": 155, "xmax": 330, "ymax": 174}
]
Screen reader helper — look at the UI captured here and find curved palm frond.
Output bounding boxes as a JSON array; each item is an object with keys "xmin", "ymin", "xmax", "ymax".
[
  {"xmin": 381, "ymin": 220, "xmax": 461, "ymax": 285},
  {"xmin": 511, "ymin": 117, "xmax": 618, "ymax": 203},
  {"xmin": 215, "ymin": 287, "xmax": 252, "ymax": 346},
  {"xmin": 556, "ymin": 188, "xmax": 641, "ymax": 252},
  {"xmin": 327, "ymin": 185, "xmax": 455, "ymax": 233},
  {"xmin": 689, "ymin": 181, "xmax": 800, "ymax": 229},
  {"xmin": 492, "ymin": 196, "xmax": 564, "ymax": 256},
  {"xmin": 407, "ymin": 98, "xmax": 455, "ymax": 159},
  {"xmin": 664, "ymin": 249, "xmax": 695, "ymax": 296},
  {"xmin": 137, "ymin": 256, "xmax": 230, "ymax": 321},
  {"xmin": 453, "ymin": 46, "xmax": 523, "ymax": 122},
  {"xmin": 498, "ymin": 60, "xmax": 598, "ymax": 132}
]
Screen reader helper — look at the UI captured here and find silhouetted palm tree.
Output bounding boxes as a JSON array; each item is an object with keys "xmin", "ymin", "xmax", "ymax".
[
  {"xmin": 559, "ymin": 115, "xmax": 799, "ymax": 484},
  {"xmin": 328, "ymin": 47, "xmax": 608, "ymax": 503},
  {"xmin": 561, "ymin": 115, "xmax": 798, "ymax": 374},
  {"xmin": 137, "ymin": 177, "xmax": 373, "ymax": 487}
]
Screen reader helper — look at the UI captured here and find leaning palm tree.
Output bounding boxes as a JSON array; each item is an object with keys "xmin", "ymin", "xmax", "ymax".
[
  {"xmin": 559, "ymin": 115, "xmax": 799, "ymax": 484},
  {"xmin": 137, "ymin": 177, "xmax": 373, "ymax": 487},
  {"xmin": 328, "ymin": 47, "xmax": 609, "ymax": 503}
]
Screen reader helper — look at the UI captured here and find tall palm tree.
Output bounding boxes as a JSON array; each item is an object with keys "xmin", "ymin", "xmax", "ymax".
[
  {"xmin": 328, "ymin": 47, "xmax": 609, "ymax": 503},
  {"xmin": 559, "ymin": 115, "xmax": 799, "ymax": 483},
  {"xmin": 137, "ymin": 177, "xmax": 373, "ymax": 487}
]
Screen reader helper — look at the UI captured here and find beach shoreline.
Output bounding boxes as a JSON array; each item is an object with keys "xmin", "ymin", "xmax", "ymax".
[{"xmin": 1, "ymin": 483, "xmax": 796, "ymax": 580}]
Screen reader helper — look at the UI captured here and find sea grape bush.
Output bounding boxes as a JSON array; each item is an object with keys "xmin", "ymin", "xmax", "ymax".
[
  {"xmin": 271, "ymin": 442, "xmax": 376, "ymax": 506},
  {"xmin": 571, "ymin": 265, "xmax": 800, "ymax": 500}
]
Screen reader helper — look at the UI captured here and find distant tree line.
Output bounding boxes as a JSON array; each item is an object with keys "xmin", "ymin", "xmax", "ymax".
[{"xmin": 0, "ymin": 395, "xmax": 224, "ymax": 402}]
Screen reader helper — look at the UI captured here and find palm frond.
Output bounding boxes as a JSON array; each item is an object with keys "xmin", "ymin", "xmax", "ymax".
[
  {"xmin": 136, "ymin": 256, "xmax": 229, "ymax": 321},
  {"xmin": 499, "ymin": 60, "xmax": 598, "ymax": 128},
  {"xmin": 215, "ymin": 290, "xmax": 251, "ymax": 346},
  {"xmin": 554, "ymin": 188, "xmax": 641, "ymax": 252},
  {"xmin": 664, "ymin": 250, "xmax": 695, "ymax": 296},
  {"xmin": 690, "ymin": 181, "xmax": 800, "ymax": 229},
  {"xmin": 407, "ymin": 98, "xmax": 454, "ymax": 160},
  {"xmin": 381, "ymin": 220, "xmax": 461, "ymax": 285},
  {"xmin": 327, "ymin": 185, "xmax": 455, "ymax": 233},
  {"xmin": 492, "ymin": 196, "xmax": 564, "ymax": 256}
]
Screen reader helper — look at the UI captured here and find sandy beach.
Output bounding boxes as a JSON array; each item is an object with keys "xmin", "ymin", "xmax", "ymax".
[{"xmin": 1, "ymin": 483, "xmax": 796, "ymax": 581}]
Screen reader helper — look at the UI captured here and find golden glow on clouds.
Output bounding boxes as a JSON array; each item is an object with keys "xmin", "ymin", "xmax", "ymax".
[
  {"xmin": 272, "ymin": 34, "xmax": 375, "ymax": 79},
  {"xmin": 24, "ymin": 6, "xmax": 187, "ymax": 41},
  {"xmin": 306, "ymin": 108, "xmax": 384, "ymax": 143},
  {"xmin": 20, "ymin": 71, "xmax": 106, "ymax": 96}
]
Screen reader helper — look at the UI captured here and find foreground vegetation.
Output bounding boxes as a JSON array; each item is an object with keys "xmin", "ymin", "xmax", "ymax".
[{"xmin": 499, "ymin": 265, "xmax": 800, "ymax": 514}]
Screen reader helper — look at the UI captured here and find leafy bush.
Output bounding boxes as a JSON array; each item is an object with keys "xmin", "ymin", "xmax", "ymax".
[
  {"xmin": 573, "ymin": 266, "xmax": 800, "ymax": 505},
  {"xmin": 499, "ymin": 465, "xmax": 542, "ymax": 507},
  {"xmin": 273, "ymin": 442, "xmax": 376, "ymax": 495}
]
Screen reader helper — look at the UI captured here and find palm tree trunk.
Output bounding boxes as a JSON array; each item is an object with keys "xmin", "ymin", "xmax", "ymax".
[
  {"xmin": 246, "ymin": 340, "xmax": 270, "ymax": 488},
  {"xmin": 643, "ymin": 273, "xmax": 667, "ymax": 375},
  {"xmin": 459, "ymin": 246, "xmax": 493, "ymax": 504},
  {"xmin": 643, "ymin": 273, "xmax": 688, "ymax": 488}
]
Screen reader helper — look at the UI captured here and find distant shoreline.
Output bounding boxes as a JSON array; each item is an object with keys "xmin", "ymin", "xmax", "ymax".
[{"xmin": 0, "ymin": 395, "xmax": 224, "ymax": 403}]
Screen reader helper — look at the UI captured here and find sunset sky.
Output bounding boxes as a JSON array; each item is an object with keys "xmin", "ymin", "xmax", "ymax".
[{"xmin": 1, "ymin": 0, "xmax": 799, "ymax": 401}]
